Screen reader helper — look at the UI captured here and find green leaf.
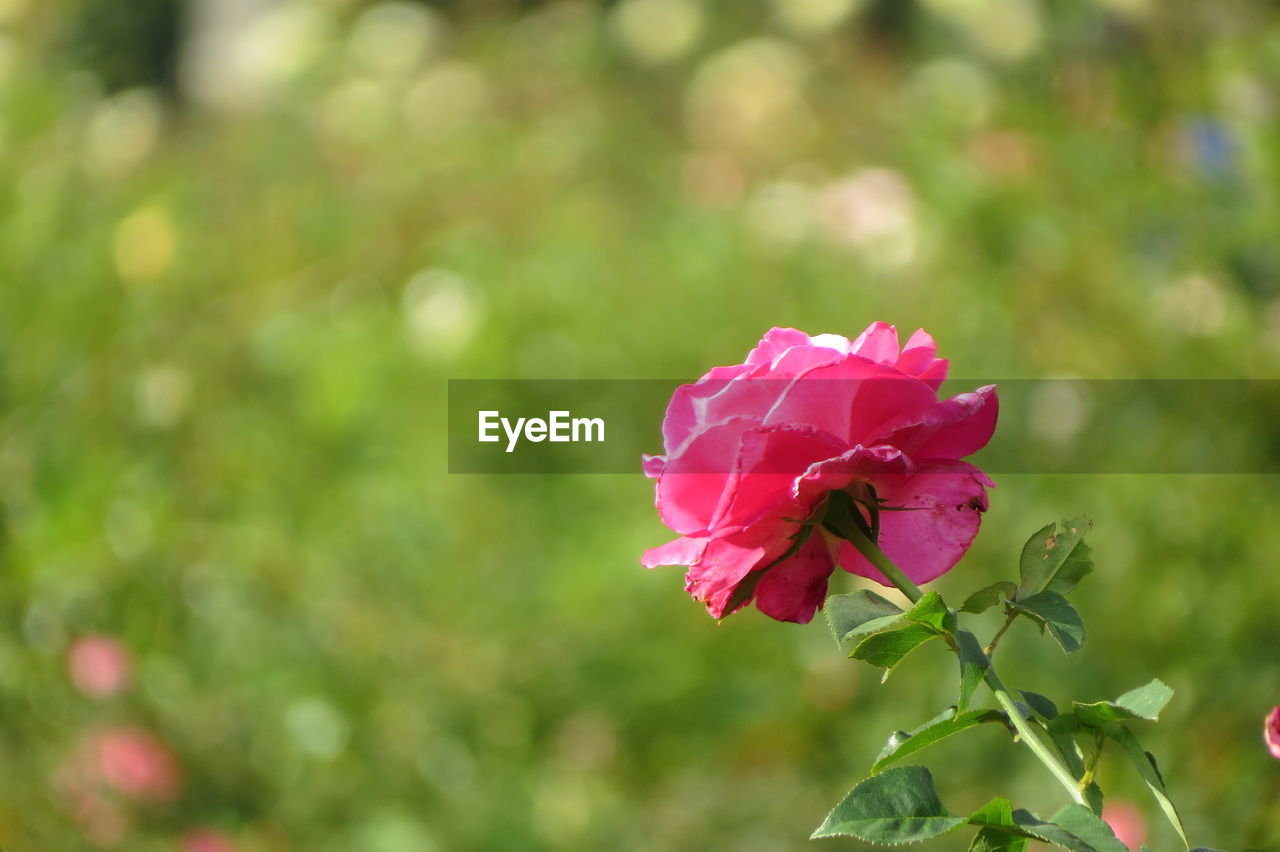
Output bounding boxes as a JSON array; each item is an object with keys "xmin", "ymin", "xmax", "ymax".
[
  {"xmin": 1045, "ymin": 804, "xmax": 1129, "ymax": 852},
  {"xmin": 904, "ymin": 591, "xmax": 957, "ymax": 634},
  {"xmin": 1018, "ymin": 690, "xmax": 1059, "ymax": 720},
  {"xmin": 955, "ymin": 630, "xmax": 991, "ymax": 711},
  {"xmin": 825, "ymin": 590, "xmax": 904, "ymax": 646},
  {"xmin": 967, "ymin": 798, "xmax": 1030, "ymax": 852},
  {"xmin": 1046, "ymin": 724, "xmax": 1087, "ymax": 778},
  {"xmin": 872, "ymin": 707, "xmax": 1008, "ymax": 774},
  {"xmin": 1018, "ymin": 517, "xmax": 1093, "ymax": 597},
  {"xmin": 1083, "ymin": 782, "xmax": 1104, "ymax": 816},
  {"xmin": 1012, "ymin": 591, "xmax": 1085, "ymax": 654},
  {"xmin": 811, "ymin": 765, "xmax": 967, "ymax": 843},
  {"xmin": 1005, "ymin": 807, "xmax": 1125, "ymax": 852},
  {"xmin": 1073, "ymin": 679, "xmax": 1174, "ymax": 727},
  {"xmin": 1106, "ymin": 725, "xmax": 1190, "ymax": 849},
  {"xmin": 961, "ymin": 581, "xmax": 1016, "ymax": 614},
  {"xmin": 851, "ymin": 623, "xmax": 941, "ymax": 673}
]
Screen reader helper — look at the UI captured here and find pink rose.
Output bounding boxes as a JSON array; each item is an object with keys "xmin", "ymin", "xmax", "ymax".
[
  {"xmin": 67, "ymin": 635, "xmax": 133, "ymax": 698},
  {"xmin": 1102, "ymin": 800, "xmax": 1148, "ymax": 850},
  {"xmin": 642, "ymin": 324, "xmax": 997, "ymax": 623},
  {"xmin": 95, "ymin": 727, "xmax": 182, "ymax": 801},
  {"xmin": 1266, "ymin": 706, "xmax": 1280, "ymax": 758}
]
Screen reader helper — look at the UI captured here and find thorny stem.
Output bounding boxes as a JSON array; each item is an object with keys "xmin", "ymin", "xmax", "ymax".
[{"xmin": 842, "ymin": 530, "xmax": 1089, "ymax": 808}]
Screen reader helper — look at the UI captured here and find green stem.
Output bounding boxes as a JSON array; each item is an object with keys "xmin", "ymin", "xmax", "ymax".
[
  {"xmin": 843, "ymin": 529, "xmax": 1088, "ymax": 808},
  {"xmin": 985, "ymin": 610, "xmax": 1018, "ymax": 656},
  {"xmin": 833, "ymin": 517, "xmax": 924, "ymax": 604}
]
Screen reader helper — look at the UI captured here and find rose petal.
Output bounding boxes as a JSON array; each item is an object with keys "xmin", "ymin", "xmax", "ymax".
[
  {"xmin": 875, "ymin": 385, "xmax": 999, "ymax": 461},
  {"xmin": 848, "ymin": 321, "xmax": 901, "ymax": 365},
  {"xmin": 641, "ymin": 536, "xmax": 708, "ymax": 569},
  {"xmin": 753, "ymin": 531, "xmax": 836, "ymax": 624},
  {"xmin": 685, "ymin": 519, "xmax": 797, "ymax": 618},
  {"xmin": 838, "ymin": 460, "xmax": 992, "ymax": 586}
]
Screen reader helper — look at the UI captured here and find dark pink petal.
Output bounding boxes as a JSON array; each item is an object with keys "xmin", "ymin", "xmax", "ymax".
[
  {"xmin": 656, "ymin": 417, "xmax": 757, "ymax": 535},
  {"xmin": 794, "ymin": 444, "xmax": 911, "ymax": 502},
  {"xmin": 875, "ymin": 385, "xmax": 999, "ymax": 461},
  {"xmin": 763, "ymin": 355, "xmax": 938, "ymax": 447},
  {"xmin": 753, "ymin": 531, "xmax": 837, "ymax": 623},
  {"xmin": 641, "ymin": 536, "xmax": 708, "ymax": 569},
  {"xmin": 713, "ymin": 424, "xmax": 849, "ymax": 530},
  {"xmin": 838, "ymin": 460, "xmax": 992, "ymax": 586},
  {"xmin": 685, "ymin": 519, "xmax": 798, "ymax": 618},
  {"xmin": 662, "ymin": 361, "xmax": 761, "ymax": 452}
]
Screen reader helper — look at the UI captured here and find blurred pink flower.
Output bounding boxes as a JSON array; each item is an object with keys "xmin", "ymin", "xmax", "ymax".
[
  {"xmin": 70, "ymin": 791, "xmax": 127, "ymax": 847},
  {"xmin": 182, "ymin": 828, "xmax": 237, "ymax": 852},
  {"xmin": 95, "ymin": 727, "xmax": 182, "ymax": 801},
  {"xmin": 1266, "ymin": 706, "xmax": 1280, "ymax": 758},
  {"xmin": 642, "ymin": 324, "xmax": 997, "ymax": 623},
  {"xmin": 68, "ymin": 635, "xmax": 133, "ymax": 698},
  {"xmin": 1102, "ymin": 800, "xmax": 1148, "ymax": 850}
]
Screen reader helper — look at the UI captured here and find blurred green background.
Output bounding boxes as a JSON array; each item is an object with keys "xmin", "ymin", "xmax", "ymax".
[{"xmin": 3, "ymin": 0, "xmax": 1280, "ymax": 849}]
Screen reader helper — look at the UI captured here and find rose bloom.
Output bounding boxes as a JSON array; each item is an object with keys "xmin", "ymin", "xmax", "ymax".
[
  {"xmin": 642, "ymin": 324, "xmax": 997, "ymax": 623},
  {"xmin": 1102, "ymin": 800, "xmax": 1148, "ymax": 850},
  {"xmin": 95, "ymin": 727, "xmax": 182, "ymax": 801},
  {"xmin": 67, "ymin": 635, "xmax": 133, "ymax": 698},
  {"xmin": 1266, "ymin": 706, "xmax": 1280, "ymax": 759}
]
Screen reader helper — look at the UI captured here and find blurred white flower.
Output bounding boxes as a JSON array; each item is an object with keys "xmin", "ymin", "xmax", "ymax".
[
  {"xmin": 921, "ymin": 0, "xmax": 1043, "ymax": 62},
  {"xmin": 609, "ymin": 0, "xmax": 703, "ymax": 65},
  {"xmin": 686, "ymin": 38, "xmax": 814, "ymax": 158},
  {"xmin": 348, "ymin": 2, "xmax": 442, "ymax": 77},
  {"xmin": 403, "ymin": 268, "xmax": 485, "ymax": 359},
  {"xmin": 181, "ymin": 0, "xmax": 329, "ymax": 112},
  {"xmin": 1029, "ymin": 379, "xmax": 1091, "ymax": 447},
  {"xmin": 817, "ymin": 168, "xmax": 918, "ymax": 267},
  {"xmin": 771, "ymin": 0, "xmax": 863, "ymax": 37},
  {"xmin": 135, "ymin": 364, "xmax": 193, "ymax": 429},
  {"xmin": 83, "ymin": 88, "xmax": 164, "ymax": 179},
  {"xmin": 1155, "ymin": 273, "xmax": 1231, "ymax": 337}
]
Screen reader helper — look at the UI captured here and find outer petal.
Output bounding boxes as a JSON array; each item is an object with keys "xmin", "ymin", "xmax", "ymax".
[
  {"xmin": 661, "ymin": 363, "xmax": 760, "ymax": 453},
  {"xmin": 753, "ymin": 531, "xmax": 836, "ymax": 623},
  {"xmin": 641, "ymin": 536, "xmax": 707, "ymax": 569},
  {"xmin": 1265, "ymin": 706, "xmax": 1280, "ymax": 759},
  {"xmin": 684, "ymin": 518, "xmax": 797, "ymax": 618},
  {"xmin": 656, "ymin": 416, "xmax": 756, "ymax": 535},
  {"xmin": 744, "ymin": 327, "xmax": 817, "ymax": 366},
  {"xmin": 874, "ymin": 385, "xmax": 999, "ymax": 461},
  {"xmin": 839, "ymin": 460, "xmax": 993, "ymax": 586},
  {"xmin": 895, "ymin": 328, "xmax": 949, "ymax": 390},
  {"xmin": 848, "ymin": 321, "xmax": 901, "ymax": 365},
  {"xmin": 762, "ymin": 354, "xmax": 938, "ymax": 447},
  {"xmin": 642, "ymin": 454, "xmax": 666, "ymax": 478}
]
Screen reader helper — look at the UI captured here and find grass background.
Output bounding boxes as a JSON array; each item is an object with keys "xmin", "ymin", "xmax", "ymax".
[{"xmin": 1, "ymin": 0, "xmax": 1279, "ymax": 849}]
